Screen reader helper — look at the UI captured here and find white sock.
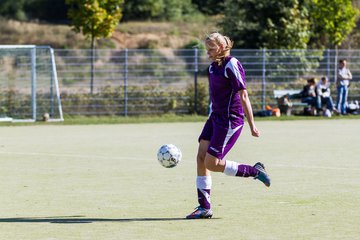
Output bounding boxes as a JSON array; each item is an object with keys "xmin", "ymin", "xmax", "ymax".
[
  {"xmin": 196, "ymin": 176, "xmax": 212, "ymax": 189},
  {"xmin": 223, "ymin": 160, "xmax": 238, "ymax": 176},
  {"xmin": 196, "ymin": 176, "xmax": 212, "ymax": 209}
]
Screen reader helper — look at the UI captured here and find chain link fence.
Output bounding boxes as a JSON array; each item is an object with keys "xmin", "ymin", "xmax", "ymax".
[{"xmin": 54, "ymin": 48, "xmax": 359, "ymax": 116}]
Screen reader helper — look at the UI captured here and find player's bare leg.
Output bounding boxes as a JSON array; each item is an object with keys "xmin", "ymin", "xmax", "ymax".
[
  {"xmin": 187, "ymin": 141, "xmax": 271, "ymax": 219},
  {"xmin": 186, "ymin": 140, "xmax": 213, "ymax": 219},
  {"xmin": 205, "ymin": 153, "xmax": 270, "ymax": 187},
  {"xmin": 197, "ymin": 140, "xmax": 211, "ymax": 176}
]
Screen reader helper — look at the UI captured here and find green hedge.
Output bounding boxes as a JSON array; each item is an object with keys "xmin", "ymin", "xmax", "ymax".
[{"xmin": 0, "ymin": 82, "xmax": 211, "ymax": 118}]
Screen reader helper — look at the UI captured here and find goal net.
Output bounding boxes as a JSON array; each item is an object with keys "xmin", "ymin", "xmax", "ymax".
[{"xmin": 0, "ymin": 45, "xmax": 63, "ymax": 122}]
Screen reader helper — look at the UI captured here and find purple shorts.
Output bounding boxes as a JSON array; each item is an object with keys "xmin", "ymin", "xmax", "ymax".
[{"xmin": 198, "ymin": 113, "xmax": 244, "ymax": 160}]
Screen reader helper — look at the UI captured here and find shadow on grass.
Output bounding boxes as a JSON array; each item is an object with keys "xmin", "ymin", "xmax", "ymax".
[{"xmin": 0, "ymin": 216, "xmax": 220, "ymax": 224}]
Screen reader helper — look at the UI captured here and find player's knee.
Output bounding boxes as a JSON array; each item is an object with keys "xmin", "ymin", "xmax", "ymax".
[
  {"xmin": 197, "ymin": 147, "xmax": 207, "ymax": 162},
  {"xmin": 204, "ymin": 160, "xmax": 214, "ymax": 171},
  {"xmin": 204, "ymin": 157, "xmax": 219, "ymax": 171}
]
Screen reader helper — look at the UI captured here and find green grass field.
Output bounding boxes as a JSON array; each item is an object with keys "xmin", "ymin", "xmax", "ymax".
[{"xmin": 0, "ymin": 120, "xmax": 359, "ymax": 239}]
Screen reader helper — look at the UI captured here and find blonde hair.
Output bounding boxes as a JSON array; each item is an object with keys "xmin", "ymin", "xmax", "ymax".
[{"xmin": 205, "ymin": 32, "xmax": 233, "ymax": 65}]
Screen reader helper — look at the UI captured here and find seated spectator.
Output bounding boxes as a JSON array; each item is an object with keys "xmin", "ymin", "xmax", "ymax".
[
  {"xmin": 316, "ymin": 76, "xmax": 337, "ymax": 115},
  {"xmin": 277, "ymin": 94, "xmax": 293, "ymax": 116},
  {"xmin": 301, "ymin": 78, "xmax": 317, "ymax": 107}
]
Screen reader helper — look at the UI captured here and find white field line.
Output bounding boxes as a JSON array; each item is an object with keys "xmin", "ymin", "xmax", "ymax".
[
  {"xmin": 0, "ymin": 151, "xmax": 144, "ymax": 161},
  {"xmin": 272, "ymin": 163, "xmax": 360, "ymax": 171},
  {"xmin": 0, "ymin": 151, "xmax": 359, "ymax": 171}
]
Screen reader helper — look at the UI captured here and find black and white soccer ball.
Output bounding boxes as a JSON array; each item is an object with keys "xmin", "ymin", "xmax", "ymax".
[{"xmin": 157, "ymin": 144, "xmax": 182, "ymax": 168}]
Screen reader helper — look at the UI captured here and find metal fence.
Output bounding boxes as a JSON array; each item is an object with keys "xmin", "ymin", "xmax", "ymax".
[{"xmin": 54, "ymin": 48, "xmax": 360, "ymax": 116}]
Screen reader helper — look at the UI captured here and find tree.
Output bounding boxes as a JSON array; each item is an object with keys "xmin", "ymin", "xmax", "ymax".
[
  {"xmin": 307, "ymin": 0, "xmax": 359, "ymax": 49},
  {"xmin": 66, "ymin": 0, "xmax": 124, "ymax": 94},
  {"xmin": 122, "ymin": 0, "xmax": 198, "ymax": 21},
  {"xmin": 24, "ymin": 0, "xmax": 68, "ymax": 22},
  {"xmin": 0, "ymin": 0, "xmax": 27, "ymax": 20},
  {"xmin": 162, "ymin": 0, "xmax": 198, "ymax": 21},
  {"xmin": 122, "ymin": 0, "xmax": 164, "ymax": 21},
  {"xmin": 219, "ymin": 0, "xmax": 311, "ymax": 49},
  {"xmin": 191, "ymin": 0, "xmax": 224, "ymax": 15},
  {"xmin": 0, "ymin": 0, "xmax": 67, "ymax": 22}
]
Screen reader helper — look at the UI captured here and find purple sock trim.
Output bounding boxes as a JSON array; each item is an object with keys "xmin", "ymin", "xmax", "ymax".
[
  {"xmin": 197, "ymin": 189, "xmax": 211, "ymax": 209},
  {"xmin": 236, "ymin": 164, "xmax": 259, "ymax": 177}
]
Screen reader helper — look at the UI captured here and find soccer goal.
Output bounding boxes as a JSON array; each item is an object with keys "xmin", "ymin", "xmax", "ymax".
[{"xmin": 0, "ymin": 45, "xmax": 63, "ymax": 122}]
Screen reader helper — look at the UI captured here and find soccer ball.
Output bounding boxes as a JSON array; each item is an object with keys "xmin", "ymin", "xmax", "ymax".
[
  {"xmin": 157, "ymin": 144, "xmax": 182, "ymax": 168},
  {"xmin": 42, "ymin": 112, "xmax": 50, "ymax": 121}
]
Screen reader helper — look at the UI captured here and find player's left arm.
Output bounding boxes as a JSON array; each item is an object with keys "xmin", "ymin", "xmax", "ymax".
[
  {"xmin": 239, "ymin": 89, "xmax": 260, "ymax": 137},
  {"xmin": 225, "ymin": 59, "xmax": 260, "ymax": 137},
  {"xmin": 348, "ymin": 69, "xmax": 352, "ymax": 80}
]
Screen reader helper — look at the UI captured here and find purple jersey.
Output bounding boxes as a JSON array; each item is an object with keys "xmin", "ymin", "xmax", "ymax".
[{"xmin": 208, "ymin": 56, "xmax": 246, "ymax": 118}]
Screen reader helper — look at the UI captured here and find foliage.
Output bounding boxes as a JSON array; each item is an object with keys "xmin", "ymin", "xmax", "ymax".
[
  {"xmin": 24, "ymin": 0, "xmax": 68, "ymax": 22},
  {"xmin": 122, "ymin": 0, "xmax": 199, "ymax": 21},
  {"xmin": 66, "ymin": 0, "xmax": 123, "ymax": 42},
  {"xmin": 162, "ymin": 0, "xmax": 199, "ymax": 21},
  {"xmin": 185, "ymin": 81, "xmax": 209, "ymax": 115},
  {"xmin": 1, "ymin": 0, "xmax": 359, "ymax": 50},
  {"xmin": 182, "ymin": 39, "xmax": 205, "ymax": 49},
  {"xmin": 191, "ymin": 0, "xmax": 224, "ymax": 15},
  {"xmin": 220, "ymin": 0, "xmax": 311, "ymax": 49},
  {"xmin": 60, "ymin": 114, "xmax": 208, "ymax": 125},
  {"xmin": 122, "ymin": 0, "xmax": 163, "ymax": 21},
  {"xmin": 265, "ymin": 49, "xmax": 323, "ymax": 80},
  {"xmin": 66, "ymin": 0, "xmax": 124, "ymax": 93},
  {"xmin": 307, "ymin": 0, "xmax": 359, "ymax": 48},
  {"xmin": 0, "ymin": 82, "xmax": 210, "ymax": 118},
  {"xmin": 262, "ymin": 1, "xmax": 310, "ymax": 49},
  {"xmin": 0, "ymin": 0, "xmax": 27, "ymax": 21},
  {"xmin": 0, "ymin": 0, "xmax": 67, "ymax": 22},
  {"xmin": 60, "ymin": 83, "xmax": 196, "ymax": 116}
]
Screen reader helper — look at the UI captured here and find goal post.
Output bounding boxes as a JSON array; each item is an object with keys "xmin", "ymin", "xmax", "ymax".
[{"xmin": 0, "ymin": 45, "xmax": 63, "ymax": 122}]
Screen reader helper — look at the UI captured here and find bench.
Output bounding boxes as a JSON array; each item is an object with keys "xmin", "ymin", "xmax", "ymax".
[{"xmin": 273, "ymin": 89, "xmax": 309, "ymax": 115}]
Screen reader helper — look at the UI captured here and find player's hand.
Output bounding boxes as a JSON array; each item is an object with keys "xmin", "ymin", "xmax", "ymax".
[{"xmin": 251, "ymin": 125, "xmax": 260, "ymax": 137}]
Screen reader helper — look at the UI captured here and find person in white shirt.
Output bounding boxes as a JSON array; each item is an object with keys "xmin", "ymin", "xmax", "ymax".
[
  {"xmin": 316, "ymin": 76, "xmax": 336, "ymax": 113},
  {"xmin": 336, "ymin": 59, "xmax": 352, "ymax": 115}
]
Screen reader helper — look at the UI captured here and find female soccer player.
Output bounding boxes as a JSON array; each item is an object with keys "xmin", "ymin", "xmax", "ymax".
[{"xmin": 186, "ymin": 33, "xmax": 271, "ymax": 219}]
